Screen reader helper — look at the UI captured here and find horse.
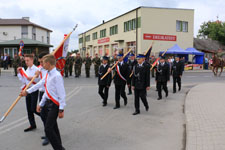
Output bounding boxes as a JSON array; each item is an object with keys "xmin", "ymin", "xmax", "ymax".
[{"xmin": 212, "ymin": 54, "xmax": 224, "ymax": 76}]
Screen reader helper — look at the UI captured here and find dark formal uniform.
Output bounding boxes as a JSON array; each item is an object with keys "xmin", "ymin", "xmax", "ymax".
[
  {"xmin": 132, "ymin": 61, "xmax": 150, "ymax": 114},
  {"xmin": 74, "ymin": 56, "xmax": 82, "ymax": 77},
  {"xmin": 156, "ymin": 62, "xmax": 170, "ymax": 99},
  {"xmin": 110, "ymin": 57, "xmax": 118, "ymax": 65},
  {"xmin": 64, "ymin": 57, "xmax": 70, "ymax": 77},
  {"xmin": 113, "ymin": 61, "xmax": 130, "ymax": 108},
  {"xmin": 150, "ymin": 57, "xmax": 156, "ymax": 77},
  {"xmin": 98, "ymin": 62, "xmax": 112, "ymax": 106},
  {"xmin": 171, "ymin": 60, "xmax": 183, "ymax": 93},
  {"xmin": 83, "ymin": 57, "xmax": 92, "ymax": 78},
  {"xmin": 127, "ymin": 59, "xmax": 137, "ymax": 94},
  {"xmin": 92, "ymin": 57, "xmax": 101, "ymax": 77},
  {"xmin": 69, "ymin": 56, "xmax": 74, "ymax": 76}
]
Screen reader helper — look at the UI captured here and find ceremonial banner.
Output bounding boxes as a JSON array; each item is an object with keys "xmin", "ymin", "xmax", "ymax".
[{"xmin": 18, "ymin": 40, "xmax": 24, "ymax": 56}]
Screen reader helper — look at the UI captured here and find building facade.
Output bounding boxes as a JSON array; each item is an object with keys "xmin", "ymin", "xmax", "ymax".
[
  {"xmin": 78, "ymin": 6, "xmax": 194, "ymax": 57},
  {"xmin": 0, "ymin": 17, "xmax": 52, "ymax": 58}
]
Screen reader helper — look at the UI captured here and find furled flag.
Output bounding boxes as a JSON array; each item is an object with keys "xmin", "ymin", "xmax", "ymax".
[
  {"xmin": 52, "ymin": 34, "xmax": 71, "ymax": 76},
  {"xmin": 145, "ymin": 45, "xmax": 152, "ymax": 62},
  {"xmin": 18, "ymin": 40, "xmax": 24, "ymax": 56}
]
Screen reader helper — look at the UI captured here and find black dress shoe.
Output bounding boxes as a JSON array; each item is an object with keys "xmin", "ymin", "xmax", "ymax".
[
  {"xmin": 24, "ymin": 126, "xmax": 36, "ymax": 132},
  {"xmin": 157, "ymin": 97, "xmax": 162, "ymax": 100},
  {"xmin": 166, "ymin": 92, "xmax": 168, "ymax": 97},
  {"xmin": 113, "ymin": 106, "xmax": 120, "ymax": 109},
  {"xmin": 146, "ymin": 106, "xmax": 149, "ymax": 111},
  {"xmin": 41, "ymin": 136, "xmax": 46, "ymax": 139},
  {"xmin": 132, "ymin": 112, "xmax": 140, "ymax": 115},
  {"xmin": 42, "ymin": 138, "xmax": 49, "ymax": 146},
  {"xmin": 102, "ymin": 103, "xmax": 107, "ymax": 107},
  {"xmin": 173, "ymin": 91, "xmax": 176, "ymax": 93}
]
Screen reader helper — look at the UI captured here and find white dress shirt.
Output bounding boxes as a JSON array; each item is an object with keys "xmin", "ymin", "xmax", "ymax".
[
  {"xmin": 18, "ymin": 65, "xmax": 40, "ymax": 89},
  {"xmin": 39, "ymin": 67, "xmax": 66, "ymax": 110},
  {"xmin": 27, "ymin": 66, "xmax": 47, "ymax": 93}
]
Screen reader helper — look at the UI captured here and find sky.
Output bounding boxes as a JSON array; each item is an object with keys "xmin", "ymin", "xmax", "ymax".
[{"xmin": 0, "ymin": 0, "xmax": 224, "ymax": 51}]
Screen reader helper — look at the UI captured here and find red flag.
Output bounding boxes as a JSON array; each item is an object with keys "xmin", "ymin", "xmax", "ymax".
[
  {"xmin": 53, "ymin": 34, "xmax": 71, "ymax": 76},
  {"xmin": 18, "ymin": 40, "xmax": 24, "ymax": 56}
]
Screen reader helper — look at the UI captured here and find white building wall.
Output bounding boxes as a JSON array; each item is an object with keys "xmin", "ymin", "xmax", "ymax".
[{"xmin": 0, "ymin": 26, "xmax": 21, "ymax": 42}]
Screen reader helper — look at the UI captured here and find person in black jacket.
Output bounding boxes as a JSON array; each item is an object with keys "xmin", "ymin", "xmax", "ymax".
[
  {"xmin": 171, "ymin": 56, "xmax": 183, "ymax": 93},
  {"xmin": 156, "ymin": 56, "xmax": 170, "ymax": 100},
  {"xmin": 127, "ymin": 53, "xmax": 137, "ymax": 95},
  {"xmin": 132, "ymin": 54, "xmax": 150, "ymax": 115},
  {"xmin": 98, "ymin": 56, "xmax": 112, "ymax": 106},
  {"xmin": 108, "ymin": 52, "xmax": 130, "ymax": 109}
]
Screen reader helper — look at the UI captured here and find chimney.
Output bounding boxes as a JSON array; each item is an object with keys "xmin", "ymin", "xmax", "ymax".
[
  {"xmin": 22, "ymin": 17, "xmax": 30, "ymax": 21},
  {"xmin": 102, "ymin": 20, "xmax": 105, "ymax": 24}
]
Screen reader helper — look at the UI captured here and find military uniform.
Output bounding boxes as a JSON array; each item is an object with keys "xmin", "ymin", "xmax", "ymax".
[
  {"xmin": 74, "ymin": 56, "xmax": 82, "ymax": 77},
  {"xmin": 92, "ymin": 57, "xmax": 101, "ymax": 77},
  {"xmin": 69, "ymin": 56, "xmax": 74, "ymax": 76},
  {"xmin": 98, "ymin": 56, "xmax": 112, "ymax": 106},
  {"xmin": 64, "ymin": 57, "xmax": 70, "ymax": 77},
  {"xmin": 156, "ymin": 61, "xmax": 170, "ymax": 100},
  {"xmin": 127, "ymin": 58, "xmax": 137, "ymax": 95},
  {"xmin": 110, "ymin": 57, "xmax": 118, "ymax": 65},
  {"xmin": 171, "ymin": 60, "xmax": 183, "ymax": 93},
  {"xmin": 83, "ymin": 56, "xmax": 92, "ymax": 78},
  {"xmin": 13, "ymin": 55, "xmax": 21, "ymax": 76},
  {"xmin": 113, "ymin": 59, "xmax": 130, "ymax": 109},
  {"xmin": 132, "ymin": 54, "xmax": 150, "ymax": 115}
]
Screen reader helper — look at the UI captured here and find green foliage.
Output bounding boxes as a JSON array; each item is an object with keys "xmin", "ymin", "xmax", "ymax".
[{"xmin": 198, "ymin": 21, "xmax": 225, "ymax": 45}]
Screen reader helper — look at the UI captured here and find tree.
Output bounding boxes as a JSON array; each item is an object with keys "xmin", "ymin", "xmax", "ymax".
[{"xmin": 198, "ymin": 20, "xmax": 225, "ymax": 45}]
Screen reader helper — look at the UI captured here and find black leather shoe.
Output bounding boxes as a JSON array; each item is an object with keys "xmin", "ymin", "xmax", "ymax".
[
  {"xmin": 42, "ymin": 138, "xmax": 49, "ymax": 146},
  {"xmin": 113, "ymin": 106, "xmax": 120, "ymax": 109},
  {"xmin": 166, "ymin": 92, "xmax": 168, "ymax": 97},
  {"xmin": 24, "ymin": 126, "xmax": 36, "ymax": 132},
  {"xmin": 146, "ymin": 106, "xmax": 149, "ymax": 111},
  {"xmin": 124, "ymin": 99, "xmax": 127, "ymax": 106},
  {"xmin": 102, "ymin": 103, "xmax": 107, "ymax": 107},
  {"xmin": 41, "ymin": 136, "xmax": 46, "ymax": 139},
  {"xmin": 132, "ymin": 112, "xmax": 140, "ymax": 115},
  {"xmin": 173, "ymin": 91, "xmax": 176, "ymax": 93},
  {"xmin": 157, "ymin": 97, "xmax": 162, "ymax": 100}
]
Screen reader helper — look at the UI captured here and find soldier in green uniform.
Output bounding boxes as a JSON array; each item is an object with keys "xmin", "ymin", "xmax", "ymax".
[
  {"xmin": 74, "ymin": 52, "xmax": 83, "ymax": 78},
  {"xmin": 69, "ymin": 55, "xmax": 74, "ymax": 76},
  {"xmin": 92, "ymin": 53, "xmax": 101, "ymax": 77},
  {"xmin": 64, "ymin": 56, "xmax": 70, "ymax": 78},
  {"xmin": 110, "ymin": 53, "xmax": 118, "ymax": 65},
  {"xmin": 83, "ymin": 53, "xmax": 92, "ymax": 78},
  {"xmin": 13, "ymin": 54, "xmax": 21, "ymax": 76}
]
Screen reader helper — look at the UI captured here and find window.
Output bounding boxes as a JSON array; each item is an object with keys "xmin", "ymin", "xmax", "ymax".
[
  {"xmin": 4, "ymin": 48, "xmax": 17, "ymax": 58},
  {"xmin": 42, "ymin": 36, "xmax": 44, "ymax": 43},
  {"xmin": 176, "ymin": 20, "xmax": 188, "ymax": 32},
  {"xmin": 110, "ymin": 25, "xmax": 118, "ymax": 35},
  {"xmin": 85, "ymin": 35, "xmax": 90, "ymax": 42},
  {"xmin": 92, "ymin": 32, "xmax": 98, "ymax": 40},
  {"xmin": 32, "ymin": 27, "xmax": 36, "ymax": 40},
  {"xmin": 100, "ymin": 29, "xmax": 106, "ymax": 38},
  {"xmin": 47, "ymin": 31, "xmax": 50, "ymax": 44},
  {"xmin": 21, "ymin": 26, "xmax": 28, "ymax": 38},
  {"xmin": 124, "ymin": 17, "xmax": 141, "ymax": 32},
  {"xmin": 79, "ymin": 37, "xmax": 83, "ymax": 43},
  {"xmin": 182, "ymin": 21, "xmax": 188, "ymax": 32},
  {"xmin": 23, "ymin": 49, "xmax": 32, "ymax": 54}
]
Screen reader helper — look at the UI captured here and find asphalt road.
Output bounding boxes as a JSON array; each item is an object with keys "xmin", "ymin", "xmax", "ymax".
[{"xmin": 0, "ymin": 68, "xmax": 224, "ymax": 150}]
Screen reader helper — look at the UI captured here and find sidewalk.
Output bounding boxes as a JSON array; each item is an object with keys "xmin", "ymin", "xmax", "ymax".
[
  {"xmin": 184, "ymin": 69, "xmax": 212, "ymax": 73},
  {"xmin": 185, "ymin": 82, "xmax": 225, "ymax": 150}
]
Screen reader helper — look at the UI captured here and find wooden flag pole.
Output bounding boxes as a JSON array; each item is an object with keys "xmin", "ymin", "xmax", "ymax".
[
  {"xmin": 0, "ymin": 25, "xmax": 78, "ymax": 123},
  {"xmin": 101, "ymin": 49, "xmax": 132, "ymax": 80},
  {"xmin": 150, "ymin": 49, "xmax": 168, "ymax": 71},
  {"xmin": 0, "ymin": 74, "xmax": 38, "ymax": 123}
]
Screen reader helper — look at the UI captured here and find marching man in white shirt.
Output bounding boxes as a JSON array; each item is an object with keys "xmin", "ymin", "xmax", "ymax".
[
  {"xmin": 17, "ymin": 54, "xmax": 41, "ymax": 132},
  {"xmin": 21, "ymin": 54, "xmax": 66, "ymax": 150}
]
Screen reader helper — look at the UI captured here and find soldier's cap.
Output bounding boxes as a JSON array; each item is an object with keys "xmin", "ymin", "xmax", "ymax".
[
  {"xmin": 160, "ymin": 56, "xmax": 166, "ymax": 59},
  {"xmin": 129, "ymin": 53, "xmax": 135, "ymax": 57},
  {"xmin": 103, "ymin": 56, "xmax": 109, "ymax": 60},
  {"xmin": 136, "ymin": 54, "xmax": 145, "ymax": 59}
]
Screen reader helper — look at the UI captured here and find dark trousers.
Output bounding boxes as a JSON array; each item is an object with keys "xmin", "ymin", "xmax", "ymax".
[
  {"xmin": 134, "ymin": 89, "xmax": 149, "ymax": 112},
  {"xmin": 115, "ymin": 84, "xmax": 127, "ymax": 107},
  {"xmin": 157, "ymin": 81, "xmax": 168, "ymax": 98},
  {"xmin": 44, "ymin": 100, "xmax": 63, "ymax": 150},
  {"xmin": 98, "ymin": 85, "xmax": 109, "ymax": 104},
  {"xmin": 3, "ymin": 61, "xmax": 8, "ymax": 70},
  {"xmin": 74, "ymin": 65, "xmax": 81, "ymax": 77},
  {"xmin": 69, "ymin": 66, "xmax": 72, "ymax": 76},
  {"xmin": 85, "ymin": 67, "xmax": 90, "ymax": 77},
  {"xmin": 39, "ymin": 91, "xmax": 47, "ymax": 126},
  {"xmin": 173, "ymin": 76, "xmax": 181, "ymax": 92},
  {"xmin": 26, "ymin": 90, "xmax": 40, "ymax": 127}
]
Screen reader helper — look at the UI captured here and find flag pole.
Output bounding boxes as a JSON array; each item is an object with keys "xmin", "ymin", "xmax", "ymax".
[
  {"xmin": 101, "ymin": 49, "xmax": 132, "ymax": 80},
  {"xmin": 0, "ymin": 74, "xmax": 38, "ymax": 123}
]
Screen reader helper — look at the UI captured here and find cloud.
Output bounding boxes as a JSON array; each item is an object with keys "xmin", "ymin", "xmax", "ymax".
[{"xmin": 0, "ymin": 0, "xmax": 224, "ymax": 51}]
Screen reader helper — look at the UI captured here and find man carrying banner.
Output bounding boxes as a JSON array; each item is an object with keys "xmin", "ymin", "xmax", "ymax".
[
  {"xmin": 108, "ymin": 52, "xmax": 130, "ymax": 109},
  {"xmin": 132, "ymin": 54, "xmax": 150, "ymax": 115},
  {"xmin": 17, "ymin": 54, "xmax": 41, "ymax": 132},
  {"xmin": 98, "ymin": 56, "xmax": 112, "ymax": 106}
]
